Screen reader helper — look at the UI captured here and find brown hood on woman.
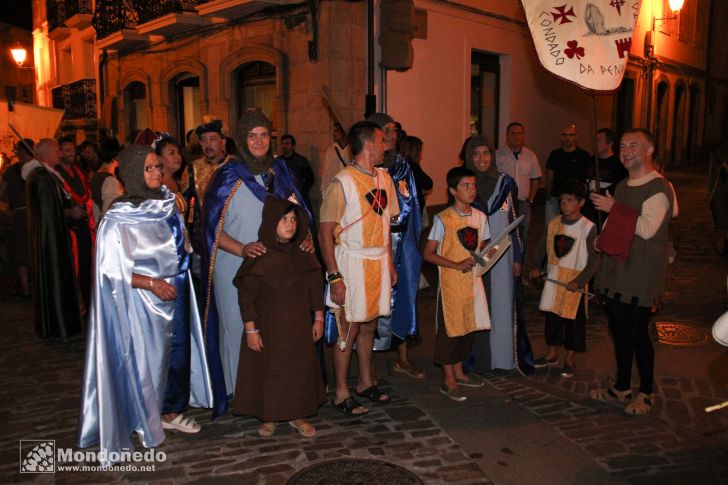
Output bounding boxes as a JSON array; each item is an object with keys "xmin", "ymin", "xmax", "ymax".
[{"xmin": 234, "ymin": 197, "xmax": 320, "ymax": 282}]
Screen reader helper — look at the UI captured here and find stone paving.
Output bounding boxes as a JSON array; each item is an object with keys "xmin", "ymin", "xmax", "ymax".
[
  {"xmin": 480, "ymin": 372, "xmax": 728, "ymax": 483},
  {"xmin": 0, "ymin": 302, "xmax": 490, "ymax": 484},
  {"xmin": 477, "ymin": 165, "xmax": 728, "ymax": 483}
]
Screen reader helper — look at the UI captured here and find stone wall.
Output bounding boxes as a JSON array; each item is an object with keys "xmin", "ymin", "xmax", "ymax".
[{"xmin": 103, "ymin": 1, "xmax": 366, "ymax": 170}]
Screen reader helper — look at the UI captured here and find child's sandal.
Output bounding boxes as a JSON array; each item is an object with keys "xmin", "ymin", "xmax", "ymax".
[
  {"xmin": 289, "ymin": 419, "xmax": 316, "ymax": 437},
  {"xmin": 258, "ymin": 422, "xmax": 277, "ymax": 437}
]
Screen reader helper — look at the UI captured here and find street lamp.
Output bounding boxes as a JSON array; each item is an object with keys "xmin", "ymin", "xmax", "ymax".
[
  {"xmin": 10, "ymin": 42, "xmax": 27, "ymax": 67},
  {"xmin": 653, "ymin": 0, "xmax": 684, "ymax": 30},
  {"xmin": 668, "ymin": 0, "xmax": 685, "ymax": 12}
]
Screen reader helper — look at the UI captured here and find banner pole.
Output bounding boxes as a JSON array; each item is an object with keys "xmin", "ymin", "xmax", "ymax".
[
  {"xmin": 591, "ymin": 93, "xmax": 603, "ymax": 231},
  {"xmin": 8, "ymin": 122, "xmax": 36, "ymax": 157}
]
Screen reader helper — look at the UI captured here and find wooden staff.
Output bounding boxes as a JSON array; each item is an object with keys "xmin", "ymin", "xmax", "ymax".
[{"xmin": 322, "ymin": 85, "xmax": 348, "ymax": 132}]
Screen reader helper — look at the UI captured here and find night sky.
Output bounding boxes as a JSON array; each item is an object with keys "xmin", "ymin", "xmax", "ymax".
[{"xmin": 4, "ymin": 0, "xmax": 33, "ymax": 31}]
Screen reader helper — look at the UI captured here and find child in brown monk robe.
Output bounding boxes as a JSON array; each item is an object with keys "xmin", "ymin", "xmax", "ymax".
[{"xmin": 232, "ymin": 197, "xmax": 325, "ymax": 438}]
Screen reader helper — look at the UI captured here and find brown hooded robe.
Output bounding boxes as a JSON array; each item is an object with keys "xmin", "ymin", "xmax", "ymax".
[{"xmin": 232, "ymin": 197, "xmax": 325, "ymax": 421}]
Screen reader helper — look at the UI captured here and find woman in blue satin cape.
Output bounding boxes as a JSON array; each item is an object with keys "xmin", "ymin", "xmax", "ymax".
[{"xmin": 78, "ymin": 145, "xmax": 212, "ymax": 467}]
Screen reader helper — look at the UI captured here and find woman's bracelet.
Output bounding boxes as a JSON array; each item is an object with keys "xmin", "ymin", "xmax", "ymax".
[
  {"xmin": 240, "ymin": 243, "xmax": 246, "ymax": 257},
  {"xmin": 149, "ymin": 277, "xmax": 154, "ymax": 290},
  {"xmin": 244, "ymin": 328, "xmax": 259, "ymax": 334},
  {"xmin": 327, "ymin": 271, "xmax": 342, "ymax": 283}
]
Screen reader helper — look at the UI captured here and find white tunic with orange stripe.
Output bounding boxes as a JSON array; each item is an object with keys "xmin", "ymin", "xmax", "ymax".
[
  {"xmin": 432, "ymin": 207, "xmax": 491, "ymax": 337},
  {"xmin": 325, "ymin": 166, "xmax": 399, "ymax": 323},
  {"xmin": 539, "ymin": 215, "xmax": 594, "ymax": 319}
]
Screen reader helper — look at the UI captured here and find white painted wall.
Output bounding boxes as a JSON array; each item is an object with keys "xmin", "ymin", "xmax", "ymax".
[{"xmin": 387, "ymin": 1, "xmax": 613, "ymax": 206}]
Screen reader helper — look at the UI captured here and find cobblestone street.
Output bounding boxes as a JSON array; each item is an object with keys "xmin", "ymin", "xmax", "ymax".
[{"xmin": 1, "ymin": 164, "xmax": 726, "ymax": 484}]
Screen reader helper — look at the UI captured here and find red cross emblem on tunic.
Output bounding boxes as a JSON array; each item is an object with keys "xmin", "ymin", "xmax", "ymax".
[
  {"xmin": 365, "ymin": 189, "xmax": 388, "ymax": 215},
  {"xmin": 457, "ymin": 226, "xmax": 479, "ymax": 251}
]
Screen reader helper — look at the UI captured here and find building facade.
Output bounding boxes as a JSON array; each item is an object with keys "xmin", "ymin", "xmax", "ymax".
[
  {"xmin": 32, "ymin": 0, "xmax": 366, "ymax": 178},
  {"xmin": 388, "ymin": 0, "xmax": 716, "ymax": 203},
  {"xmin": 31, "ymin": 0, "xmax": 723, "ymax": 205}
]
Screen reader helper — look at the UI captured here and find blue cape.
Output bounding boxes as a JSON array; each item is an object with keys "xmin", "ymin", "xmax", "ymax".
[{"xmin": 78, "ymin": 189, "xmax": 212, "ymax": 464}]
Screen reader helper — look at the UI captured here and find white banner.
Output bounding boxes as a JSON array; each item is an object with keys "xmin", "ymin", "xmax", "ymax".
[
  {"xmin": 0, "ymin": 101, "xmax": 64, "ymax": 157},
  {"xmin": 521, "ymin": 0, "xmax": 643, "ymax": 92}
]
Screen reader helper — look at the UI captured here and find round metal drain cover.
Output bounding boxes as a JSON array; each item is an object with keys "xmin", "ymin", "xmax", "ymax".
[
  {"xmin": 287, "ymin": 459, "xmax": 424, "ymax": 485},
  {"xmin": 655, "ymin": 322, "xmax": 709, "ymax": 346}
]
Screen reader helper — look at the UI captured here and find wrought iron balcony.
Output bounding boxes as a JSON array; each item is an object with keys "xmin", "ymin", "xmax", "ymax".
[
  {"xmin": 46, "ymin": 0, "xmax": 65, "ymax": 32},
  {"xmin": 51, "ymin": 84, "xmax": 69, "ymax": 112},
  {"xmin": 51, "ymin": 80, "xmax": 97, "ymax": 121},
  {"xmin": 136, "ymin": 0, "xmax": 209, "ymax": 37},
  {"xmin": 65, "ymin": 0, "xmax": 94, "ymax": 29},
  {"xmin": 93, "ymin": 0, "xmax": 140, "ymax": 40},
  {"xmin": 47, "ymin": 0, "xmax": 93, "ymax": 31},
  {"xmin": 136, "ymin": 0, "xmax": 202, "ymax": 25},
  {"xmin": 67, "ymin": 0, "xmax": 93, "ymax": 18},
  {"xmin": 196, "ymin": 0, "xmax": 302, "ymax": 20}
]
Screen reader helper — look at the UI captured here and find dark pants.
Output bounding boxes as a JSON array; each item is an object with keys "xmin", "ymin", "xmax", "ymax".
[
  {"xmin": 516, "ymin": 199, "xmax": 532, "ymax": 247},
  {"xmin": 434, "ymin": 297, "xmax": 475, "ymax": 366},
  {"xmin": 544, "ymin": 297, "xmax": 586, "ymax": 352},
  {"xmin": 434, "ymin": 329, "xmax": 475, "ymax": 366},
  {"xmin": 605, "ymin": 297, "xmax": 655, "ymax": 394}
]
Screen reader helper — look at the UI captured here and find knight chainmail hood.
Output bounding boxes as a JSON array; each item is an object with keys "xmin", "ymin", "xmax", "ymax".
[
  {"xmin": 237, "ymin": 111, "xmax": 275, "ymax": 175},
  {"xmin": 115, "ymin": 144, "xmax": 164, "ymax": 206}
]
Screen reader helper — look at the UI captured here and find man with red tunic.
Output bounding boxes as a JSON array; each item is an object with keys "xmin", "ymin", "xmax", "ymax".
[{"xmin": 56, "ymin": 136, "xmax": 95, "ymax": 309}]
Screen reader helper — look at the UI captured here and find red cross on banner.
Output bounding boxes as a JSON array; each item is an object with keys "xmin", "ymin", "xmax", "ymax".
[{"xmin": 521, "ymin": 0, "xmax": 644, "ymax": 92}]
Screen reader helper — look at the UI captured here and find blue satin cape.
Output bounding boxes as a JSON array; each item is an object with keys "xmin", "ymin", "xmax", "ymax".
[
  {"xmin": 78, "ymin": 189, "xmax": 213, "ymax": 466},
  {"xmin": 374, "ymin": 154, "xmax": 423, "ymax": 350},
  {"xmin": 201, "ymin": 158, "xmax": 308, "ymax": 417}
]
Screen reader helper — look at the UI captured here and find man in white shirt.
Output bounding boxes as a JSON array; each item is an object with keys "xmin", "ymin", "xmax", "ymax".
[
  {"xmin": 495, "ymin": 122, "xmax": 542, "ymax": 243},
  {"xmin": 312, "ymin": 122, "xmax": 351, "ymax": 213}
]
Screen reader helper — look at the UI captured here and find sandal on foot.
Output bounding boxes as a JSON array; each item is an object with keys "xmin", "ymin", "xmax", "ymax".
[
  {"xmin": 625, "ymin": 393, "xmax": 653, "ymax": 416},
  {"xmin": 258, "ymin": 422, "xmax": 277, "ymax": 437},
  {"xmin": 332, "ymin": 396, "xmax": 368, "ymax": 415},
  {"xmin": 356, "ymin": 385, "xmax": 391, "ymax": 403},
  {"xmin": 289, "ymin": 420, "xmax": 316, "ymax": 438},
  {"xmin": 392, "ymin": 361, "xmax": 425, "ymax": 379},
  {"xmin": 161, "ymin": 414, "xmax": 201, "ymax": 433},
  {"xmin": 589, "ymin": 386, "xmax": 632, "ymax": 403}
]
